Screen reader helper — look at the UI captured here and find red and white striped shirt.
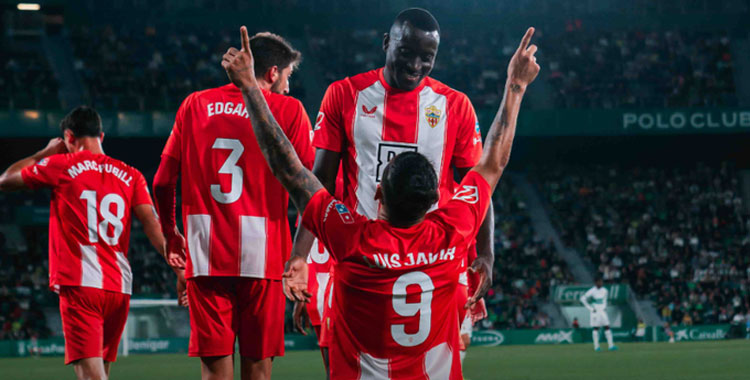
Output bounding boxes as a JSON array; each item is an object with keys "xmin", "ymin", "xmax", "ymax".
[
  {"xmin": 162, "ymin": 85, "xmax": 315, "ymax": 279},
  {"xmin": 313, "ymin": 68, "xmax": 483, "ymax": 219},
  {"xmin": 21, "ymin": 151, "xmax": 152, "ymax": 294}
]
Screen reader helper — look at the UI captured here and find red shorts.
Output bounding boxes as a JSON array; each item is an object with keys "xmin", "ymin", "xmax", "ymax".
[
  {"xmin": 187, "ymin": 277, "xmax": 284, "ymax": 359},
  {"xmin": 59, "ymin": 286, "xmax": 130, "ymax": 365},
  {"xmin": 318, "ymin": 277, "xmax": 335, "ymax": 348},
  {"xmin": 456, "ymin": 283, "xmax": 469, "ymax": 328}
]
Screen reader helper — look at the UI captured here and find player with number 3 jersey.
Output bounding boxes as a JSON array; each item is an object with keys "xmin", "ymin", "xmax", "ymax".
[{"xmin": 153, "ymin": 32, "xmax": 314, "ymax": 380}]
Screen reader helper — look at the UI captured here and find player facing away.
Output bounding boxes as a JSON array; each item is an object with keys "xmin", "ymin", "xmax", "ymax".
[
  {"xmin": 152, "ymin": 32, "xmax": 314, "ymax": 380},
  {"xmin": 222, "ymin": 24, "xmax": 539, "ymax": 379},
  {"xmin": 290, "ymin": 8, "xmax": 495, "ymax": 372},
  {"xmin": 580, "ymin": 277, "xmax": 618, "ymax": 351},
  {"xmin": 0, "ymin": 106, "xmax": 179, "ymax": 380}
]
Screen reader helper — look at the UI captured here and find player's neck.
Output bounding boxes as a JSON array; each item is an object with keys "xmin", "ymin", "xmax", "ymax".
[
  {"xmin": 255, "ymin": 78, "xmax": 273, "ymax": 92},
  {"xmin": 71, "ymin": 138, "xmax": 104, "ymax": 155}
]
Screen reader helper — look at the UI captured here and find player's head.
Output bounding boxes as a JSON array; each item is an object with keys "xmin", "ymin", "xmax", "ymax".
[
  {"xmin": 377, "ymin": 151, "xmax": 438, "ymax": 226},
  {"xmin": 250, "ymin": 32, "xmax": 301, "ymax": 95},
  {"xmin": 595, "ymin": 276, "xmax": 603, "ymax": 288},
  {"xmin": 383, "ymin": 8, "xmax": 440, "ymax": 91},
  {"xmin": 60, "ymin": 105, "xmax": 103, "ymax": 151}
]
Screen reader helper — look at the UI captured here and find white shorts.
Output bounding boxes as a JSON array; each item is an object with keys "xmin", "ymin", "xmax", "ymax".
[
  {"xmin": 460, "ymin": 313, "xmax": 473, "ymax": 337},
  {"xmin": 590, "ymin": 310, "xmax": 610, "ymax": 328}
]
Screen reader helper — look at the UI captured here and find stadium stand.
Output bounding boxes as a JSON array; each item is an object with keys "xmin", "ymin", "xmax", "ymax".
[{"xmin": 539, "ymin": 163, "xmax": 750, "ymax": 325}]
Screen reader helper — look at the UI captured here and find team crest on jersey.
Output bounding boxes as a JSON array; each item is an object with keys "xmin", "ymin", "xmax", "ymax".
[
  {"xmin": 335, "ymin": 203, "xmax": 354, "ymax": 224},
  {"xmin": 38, "ymin": 158, "xmax": 50, "ymax": 167},
  {"xmin": 453, "ymin": 185, "xmax": 479, "ymax": 204},
  {"xmin": 425, "ymin": 105, "xmax": 442, "ymax": 128}
]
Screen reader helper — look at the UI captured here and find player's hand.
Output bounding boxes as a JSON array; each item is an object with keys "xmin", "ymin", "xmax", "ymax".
[
  {"xmin": 166, "ymin": 230, "xmax": 187, "ymax": 269},
  {"xmin": 40, "ymin": 137, "xmax": 68, "ymax": 157},
  {"xmin": 222, "ymin": 26, "xmax": 258, "ymax": 91},
  {"xmin": 470, "ymin": 298, "xmax": 488, "ymax": 324},
  {"xmin": 293, "ymin": 301, "xmax": 310, "ymax": 335},
  {"xmin": 507, "ymin": 27, "xmax": 540, "ymax": 90},
  {"xmin": 465, "ymin": 255, "xmax": 493, "ymax": 309},
  {"xmin": 175, "ymin": 269, "xmax": 188, "ymax": 307},
  {"xmin": 282, "ymin": 256, "xmax": 311, "ymax": 303}
]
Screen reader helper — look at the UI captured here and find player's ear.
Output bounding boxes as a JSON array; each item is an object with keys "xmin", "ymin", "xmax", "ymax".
[
  {"xmin": 374, "ymin": 185, "xmax": 383, "ymax": 201},
  {"xmin": 265, "ymin": 65, "xmax": 279, "ymax": 84},
  {"xmin": 382, "ymin": 33, "xmax": 390, "ymax": 53},
  {"xmin": 99, "ymin": 132, "xmax": 105, "ymax": 142}
]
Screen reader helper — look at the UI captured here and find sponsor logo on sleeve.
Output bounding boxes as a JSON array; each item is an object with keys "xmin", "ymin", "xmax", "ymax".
[
  {"xmin": 335, "ymin": 203, "xmax": 354, "ymax": 224},
  {"xmin": 314, "ymin": 112, "xmax": 325, "ymax": 131},
  {"xmin": 453, "ymin": 185, "xmax": 479, "ymax": 204},
  {"xmin": 38, "ymin": 158, "xmax": 50, "ymax": 167}
]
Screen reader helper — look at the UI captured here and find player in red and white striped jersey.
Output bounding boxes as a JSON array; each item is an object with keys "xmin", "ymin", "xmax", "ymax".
[
  {"xmin": 0, "ymin": 106, "xmax": 176, "ymax": 380},
  {"xmin": 222, "ymin": 25, "xmax": 539, "ymax": 380},
  {"xmin": 153, "ymin": 31, "xmax": 314, "ymax": 380},
  {"xmin": 290, "ymin": 9, "xmax": 495, "ymax": 374}
]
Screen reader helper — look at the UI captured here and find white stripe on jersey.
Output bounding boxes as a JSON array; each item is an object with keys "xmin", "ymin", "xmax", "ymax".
[
  {"xmin": 425, "ymin": 343, "xmax": 453, "ymax": 380},
  {"xmin": 80, "ymin": 244, "xmax": 103, "ymax": 289},
  {"xmin": 187, "ymin": 214, "xmax": 212, "ymax": 276},
  {"xmin": 116, "ymin": 251, "xmax": 132, "ymax": 294},
  {"xmin": 359, "ymin": 352, "xmax": 390, "ymax": 380},
  {"xmin": 315, "ymin": 272, "xmax": 330, "ymax": 320},
  {"xmin": 416, "ymin": 86, "xmax": 448, "ymax": 212},
  {"xmin": 240, "ymin": 215, "xmax": 267, "ymax": 278},
  {"xmin": 353, "ymin": 81, "xmax": 387, "ymax": 218}
]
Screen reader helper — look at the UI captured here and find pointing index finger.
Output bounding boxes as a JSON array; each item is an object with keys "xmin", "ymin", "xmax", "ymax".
[
  {"xmin": 240, "ymin": 26, "xmax": 251, "ymax": 52},
  {"xmin": 518, "ymin": 27, "xmax": 535, "ymax": 51}
]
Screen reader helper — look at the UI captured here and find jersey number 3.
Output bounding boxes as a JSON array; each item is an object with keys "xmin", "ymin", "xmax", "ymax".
[{"xmin": 211, "ymin": 138, "xmax": 245, "ymax": 204}]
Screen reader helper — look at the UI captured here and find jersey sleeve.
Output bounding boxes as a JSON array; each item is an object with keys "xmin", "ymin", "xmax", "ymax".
[
  {"xmin": 131, "ymin": 171, "xmax": 154, "ymax": 207},
  {"xmin": 301, "ymin": 189, "xmax": 364, "ymax": 262},
  {"xmin": 20, "ymin": 154, "xmax": 68, "ymax": 189},
  {"xmin": 281, "ymin": 98, "xmax": 316, "ymax": 169},
  {"xmin": 451, "ymin": 94, "xmax": 483, "ymax": 168},
  {"xmin": 162, "ymin": 93, "xmax": 194, "ymax": 161},
  {"xmin": 433, "ymin": 170, "xmax": 491, "ymax": 242},
  {"xmin": 312, "ymin": 82, "xmax": 346, "ymax": 153}
]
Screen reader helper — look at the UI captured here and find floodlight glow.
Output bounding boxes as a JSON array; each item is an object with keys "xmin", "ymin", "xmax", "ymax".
[{"xmin": 17, "ymin": 3, "xmax": 41, "ymax": 11}]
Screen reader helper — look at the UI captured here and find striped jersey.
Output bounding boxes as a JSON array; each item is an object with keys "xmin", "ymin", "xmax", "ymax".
[
  {"xmin": 162, "ymin": 84, "xmax": 315, "ymax": 279},
  {"xmin": 313, "ymin": 68, "xmax": 483, "ymax": 219},
  {"xmin": 21, "ymin": 150, "xmax": 152, "ymax": 294}
]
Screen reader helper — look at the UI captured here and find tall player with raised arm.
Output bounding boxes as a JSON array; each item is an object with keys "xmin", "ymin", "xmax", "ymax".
[
  {"xmin": 0, "ymin": 106, "xmax": 179, "ymax": 380},
  {"xmin": 291, "ymin": 9, "xmax": 496, "ymax": 370},
  {"xmin": 223, "ymin": 25, "xmax": 539, "ymax": 379},
  {"xmin": 153, "ymin": 32, "xmax": 314, "ymax": 380}
]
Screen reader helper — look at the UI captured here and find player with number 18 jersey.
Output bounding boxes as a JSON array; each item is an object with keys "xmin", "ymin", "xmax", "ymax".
[{"xmin": 157, "ymin": 83, "xmax": 314, "ymax": 359}]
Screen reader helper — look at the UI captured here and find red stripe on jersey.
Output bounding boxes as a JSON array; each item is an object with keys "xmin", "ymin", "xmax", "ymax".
[{"xmin": 383, "ymin": 90, "xmax": 419, "ymax": 143}]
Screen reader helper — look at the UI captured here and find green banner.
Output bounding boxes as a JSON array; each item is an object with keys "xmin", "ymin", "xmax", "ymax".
[
  {"xmin": 552, "ymin": 284, "xmax": 629, "ymax": 305},
  {"xmin": 662, "ymin": 325, "xmax": 730, "ymax": 342}
]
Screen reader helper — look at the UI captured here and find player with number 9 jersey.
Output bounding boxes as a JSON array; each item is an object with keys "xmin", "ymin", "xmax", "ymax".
[
  {"xmin": 154, "ymin": 43, "xmax": 315, "ymax": 364},
  {"xmin": 302, "ymin": 170, "xmax": 491, "ymax": 379}
]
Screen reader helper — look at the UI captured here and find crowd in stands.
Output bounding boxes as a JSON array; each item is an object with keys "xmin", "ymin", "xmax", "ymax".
[
  {"xmin": 541, "ymin": 162, "xmax": 750, "ymax": 326},
  {"xmin": 1, "ymin": 49, "xmax": 59, "ymax": 109},
  {"xmin": 540, "ymin": 24, "xmax": 737, "ymax": 108},
  {"xmin": 481, "ymin": 179, "xmax": 575, "ymax": 330}
]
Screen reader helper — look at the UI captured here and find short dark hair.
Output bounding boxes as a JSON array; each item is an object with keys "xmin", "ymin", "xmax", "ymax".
[
  {"xmin": 394, "ymin": 8, "xmax": 440, "ymax": 34},
  {"xmin": 381, "ymin": 152, "xmax": 438, "ymax": 224},
  {"xmin": 250, "ymin": 32, "xmax": 301, "ymax": 78},
  {"xmin": 60, "ymin": 106, "xmax": 102, "ymax": 137}
]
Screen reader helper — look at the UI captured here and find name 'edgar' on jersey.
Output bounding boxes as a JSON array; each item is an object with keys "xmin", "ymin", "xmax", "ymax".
[
  {"xmin": 162, "ymin": 84, "xmax": 315, "ymax": 279},
  {"xmin": 20, "ymin": 150, "xmax": 153, "ymax": 294},
  {"xmin": 302, "ymin": 171, "xmax": 491, "ymax": 380}
]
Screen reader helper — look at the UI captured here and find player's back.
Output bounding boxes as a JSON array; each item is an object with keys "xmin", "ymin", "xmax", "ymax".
[
  {"xmin": 21, "ymin": 150, "xmax": 151, "ymax": 294},
  {"xmin": 303, "ymin": 171, "xmax": 491, "ymax": 379},
  {"xmin": 165, "ymin": 84, "xmax": 313, "ymax": 279}
]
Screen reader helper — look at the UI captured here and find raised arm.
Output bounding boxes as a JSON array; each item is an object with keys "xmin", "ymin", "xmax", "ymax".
[
  {"xmin": 472, "ymin": 27, "xmax": 540, "ymax": 190},
  {"xmin": 0, "ymin": 138, "xmax": 67, "ymax": 192},
  {"xmin": 222, "ymin": 26, "xmax": 323, "ymax": 213}
]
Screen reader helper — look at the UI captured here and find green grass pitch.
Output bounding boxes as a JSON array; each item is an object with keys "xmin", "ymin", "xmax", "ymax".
[{"xmin": 2, "ymin": 340, "xmax": 749, "ymax": 379}]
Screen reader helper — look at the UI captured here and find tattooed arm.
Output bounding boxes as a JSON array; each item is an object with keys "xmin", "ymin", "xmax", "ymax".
[
  {"xmin": 222, "ymin": 26, "xmax": 323, "ymax": 212},
  {"xmin": 473, "ymin": 27, "xmax": 540, "ymax": 191}
]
